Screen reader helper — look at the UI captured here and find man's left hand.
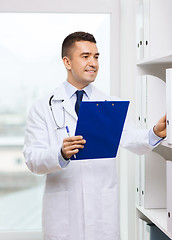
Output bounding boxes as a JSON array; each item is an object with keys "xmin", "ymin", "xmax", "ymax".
[{"xmin": 153, "ymin": 115, "xmax": 166, "ymax": 138}]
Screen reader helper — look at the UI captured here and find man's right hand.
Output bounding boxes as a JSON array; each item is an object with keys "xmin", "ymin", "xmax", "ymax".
[{"xmin": 61, "ymin": 135, "xmax": 86, "ymax": 159}]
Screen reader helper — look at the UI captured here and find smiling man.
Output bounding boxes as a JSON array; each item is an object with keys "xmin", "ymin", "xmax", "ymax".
[
  {"xmin": 62, "ymin": 35, "xmax": 99, "ymax": 89},
  {"xmin": 23, "ymin": 31, "xmax": 166, "ymax": 240}
]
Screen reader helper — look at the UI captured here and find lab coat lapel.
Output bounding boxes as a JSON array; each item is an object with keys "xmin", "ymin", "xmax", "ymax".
[
  {"xmin": 53, "ymin": 83, "xmax": 77, "ymax": 121},
  {"xmin": 62, "ymin": 98, "xmax": 77, "ymax": 121}
]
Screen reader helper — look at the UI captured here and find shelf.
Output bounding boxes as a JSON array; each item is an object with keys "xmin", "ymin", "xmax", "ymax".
[
  {"xmin": 153, "ymin": 140, "xmax": 172, "ymax": 160},
  {"xmin": 161, "ymin": 140, "xmax": 172, "ymax": 148},
  {"xmin": 137, "ymin": 206, "xmax": 172, "ymax": 239},
  {"xmin": 137, "ymin": 52, "xmax": 172, "ymax": 65}
]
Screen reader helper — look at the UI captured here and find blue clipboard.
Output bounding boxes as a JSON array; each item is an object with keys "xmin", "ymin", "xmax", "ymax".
[{"xmin": 71, "ymin": 101, "xmax": 129, "ymax": 160}]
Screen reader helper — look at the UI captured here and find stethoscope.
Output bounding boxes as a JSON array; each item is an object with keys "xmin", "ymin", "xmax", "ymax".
[{"xmin": 49, "ymin": 95, "xmax": 65, "ymax": 130}]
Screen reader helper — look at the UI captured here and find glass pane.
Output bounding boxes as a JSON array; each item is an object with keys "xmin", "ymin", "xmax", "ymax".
[{"xmin": 0, "ymin": 13, "xmax": 110, "ymax": 231}]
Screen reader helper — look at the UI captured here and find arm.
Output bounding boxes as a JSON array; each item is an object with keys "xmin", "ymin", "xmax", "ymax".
[
  {"xmin": 121, "ymin": 116, "xmax": 166, "ymax": 155},
  {"xmin": 23, "ymin": 100, "xmax": 86, "ymax": 174},
  {"xmin": 120, "ymin": 117, "xmax": 153, "ymax": 155},
  {"xmin": 120, "ymin": 115, "xmax": 166, "ymax": 155},
  {"xmin": 23, "ymin": 101, "xmax": 61, "ymax": 174}
]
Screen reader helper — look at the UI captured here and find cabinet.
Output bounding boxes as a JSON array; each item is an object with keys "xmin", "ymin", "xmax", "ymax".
[
  {"xmin": 135, "ymin": 0, "xmax": 172, "ymax": 239},
  {"xmin": 136, "ymin": 0, "xmax": 172, "ymax": 60},
  {"xmin": 136, "ymin": 75, "xmax": 166, "ymax": 209}
]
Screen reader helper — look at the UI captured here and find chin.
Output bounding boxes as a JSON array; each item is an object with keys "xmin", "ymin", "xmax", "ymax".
[{"xmin": 86, "ymin": 78, "xmax": 96, "ymax": 83}]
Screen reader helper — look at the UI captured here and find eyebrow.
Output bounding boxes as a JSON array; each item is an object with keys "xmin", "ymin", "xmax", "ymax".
[{"xmin": 80, "ymin": 52, "xmax": 100, "ymax": 56}]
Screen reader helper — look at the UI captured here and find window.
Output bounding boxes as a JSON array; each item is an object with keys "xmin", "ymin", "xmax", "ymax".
[{"xmin": 0, "ymin": 12, "xmax": 110, "ymax": 233}]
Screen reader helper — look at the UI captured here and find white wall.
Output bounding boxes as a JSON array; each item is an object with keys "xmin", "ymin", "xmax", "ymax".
[{"xmin": 119, "ymin": 0, "xmax": 137, "ymax": 240}]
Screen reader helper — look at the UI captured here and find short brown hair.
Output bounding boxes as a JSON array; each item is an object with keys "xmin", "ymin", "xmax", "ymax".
[{"xmin": 61, "ymin": 31, "xmax": 96, "ymax": 58}]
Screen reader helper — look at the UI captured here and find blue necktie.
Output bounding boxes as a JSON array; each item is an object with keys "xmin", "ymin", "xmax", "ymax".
[{"xmin": 75, "ymin": 90, "xmax": 84, "ymax": 116}]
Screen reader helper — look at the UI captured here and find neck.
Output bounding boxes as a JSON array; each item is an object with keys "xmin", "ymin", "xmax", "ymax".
[{"xmin": 67, "ymin": 79, "xmax": 89, "ymax": 90}]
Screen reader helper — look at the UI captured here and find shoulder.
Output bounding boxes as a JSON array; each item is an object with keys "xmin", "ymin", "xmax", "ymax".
[{"xmin": 91, "ymin": 84, "xmax": 122, "ymax": 101}]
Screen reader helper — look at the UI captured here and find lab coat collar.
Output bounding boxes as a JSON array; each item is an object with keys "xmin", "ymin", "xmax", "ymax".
[
  {"xmin": 53, "ymin": 83, "xmax": 67, "ymax": 101},
  {"xmin": 52, "ymin": 82, "xmax": 109, "ymax": 120},
  {"xmin": 52, "ymin": 82, "xmax": 92, "ymax": 100}
]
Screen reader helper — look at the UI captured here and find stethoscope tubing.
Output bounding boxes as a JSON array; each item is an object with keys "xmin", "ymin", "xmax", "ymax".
[{"xmin": 49, "ymin": 95, "xmax": 65, "ymax": 129}]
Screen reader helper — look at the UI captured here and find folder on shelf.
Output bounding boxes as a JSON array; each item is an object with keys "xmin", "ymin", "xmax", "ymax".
[
  {"xmin": 71, "ymin": 101, "xmax": 129, "ymax": 160},
  {"xmin": 149, "ymin": 224, "xmax": 170, "ymax": 240}
]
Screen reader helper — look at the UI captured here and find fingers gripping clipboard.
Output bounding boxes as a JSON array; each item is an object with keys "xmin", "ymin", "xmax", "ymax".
[{"xmin": 71, "ymin": 101, "xmax": 129, "ymax": 160}]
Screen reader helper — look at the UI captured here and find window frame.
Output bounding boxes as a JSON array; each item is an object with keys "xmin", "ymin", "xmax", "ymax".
[{"xmin": 0, "ymin": 0, "xmax": 119, "ymax": 239}]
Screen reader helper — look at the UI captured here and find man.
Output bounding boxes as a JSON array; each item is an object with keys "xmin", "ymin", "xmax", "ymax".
[{"xmin": 23, "ymin": 32, "xmax": 166, "ymax": 240}]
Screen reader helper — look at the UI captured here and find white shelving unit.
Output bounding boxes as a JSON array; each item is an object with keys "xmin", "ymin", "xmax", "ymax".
[
  {"xmin": 137, "ymin": 206, "xmax": 172, "ymax": 239},
  {"xmin": 137, "ymin": 53, "xmax": 172, "ymax": 65},
  {"xmin": 135, "ymin": 0, "xmax": 172, "ymax": 239}
]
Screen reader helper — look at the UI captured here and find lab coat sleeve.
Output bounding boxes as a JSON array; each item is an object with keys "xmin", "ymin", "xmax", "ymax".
[
  {"xmin": 149, "ymin": 126, "xmax": 163, "ymax": 146},
  {"xmin": 120, "ymin": 116, "xmax": 161, "ymax": 155},
  {"xmin": 23, "ymin": 100, "xmax": 69, "ymax": 174}
]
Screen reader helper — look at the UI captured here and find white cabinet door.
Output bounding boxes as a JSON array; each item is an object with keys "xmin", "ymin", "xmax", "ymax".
[
  {"xmin": 166, "ymin": 68, "xmax": 172, "ymax": 144},
  {"xmin": 149, "ymin": 0, "xmax": 172, "ymax": 57},
  {"xmin": 136, "ymin": 0, "xmax": 144, "ymax": 60},
  {"xmin": 167, "ymin": 161, "xmax": 172, "ymax": 233},
  {"xmin": 136, "ymin": 75, "xmax": 166, "ymax": 208},
  {"xmin": 137, "ymin": 0, "xmax": 172, "ymax": 59},
  {"xmin": 146, "ymin": 75, "xmax": 166, "ymax": 128},
  {"xmin": 144, "ymin": 151, "xmax": 166, "ymax": 208}
]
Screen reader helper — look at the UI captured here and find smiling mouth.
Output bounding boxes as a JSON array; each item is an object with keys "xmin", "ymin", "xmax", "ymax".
[{"xmin": 85, "ymin": 70, "xmax": 96, "ymax": 73}]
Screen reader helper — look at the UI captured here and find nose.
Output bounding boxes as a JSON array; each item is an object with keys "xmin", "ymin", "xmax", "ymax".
[{"xmin": 88, "ymin": 56, "xmax": 98, "ymax": 68}]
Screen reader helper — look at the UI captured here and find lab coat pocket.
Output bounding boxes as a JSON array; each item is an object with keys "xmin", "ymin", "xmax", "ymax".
[
  {"xmin": 102, "ymin": 188, "xmax": 119, "ymax": 236},
  {"xmin": 42, "ymin": 191, "xmax": 69, "ymax": 238}
]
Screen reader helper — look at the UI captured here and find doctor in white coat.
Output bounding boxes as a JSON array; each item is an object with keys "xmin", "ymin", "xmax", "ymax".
[{"xmin": 23, "ymin": 32, "xmax": 166, "ymax": 240}]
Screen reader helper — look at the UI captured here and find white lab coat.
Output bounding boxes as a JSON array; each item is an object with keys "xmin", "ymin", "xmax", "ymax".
[{"xmin": 23, "ymin": 83, "xmax": 154, "ymax": 240}]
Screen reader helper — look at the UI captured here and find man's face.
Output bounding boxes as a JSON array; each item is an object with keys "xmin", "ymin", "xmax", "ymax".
[{"xmin": 64, "ymin": 41, "xmax": 99, "ymax": 89}]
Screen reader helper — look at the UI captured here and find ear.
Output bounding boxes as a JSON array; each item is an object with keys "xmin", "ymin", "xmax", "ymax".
[{"xmin": 63, "ymin": 56, "xmax": 71, "ymax": 71}]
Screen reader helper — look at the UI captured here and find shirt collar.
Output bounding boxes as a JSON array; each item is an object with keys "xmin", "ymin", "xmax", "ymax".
[{"xmin": 64, "ymin": 80, "xmax": 92, "ymax": 99}]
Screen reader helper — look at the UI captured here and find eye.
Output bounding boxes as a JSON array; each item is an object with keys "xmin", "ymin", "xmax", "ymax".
[
  {"xmin": 83, "ymin": 55, "xmax": 88, "ymax": 59},
  {"xmin": 95, "ymin": 56, "xmax": 99, "ymax": 60}
]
